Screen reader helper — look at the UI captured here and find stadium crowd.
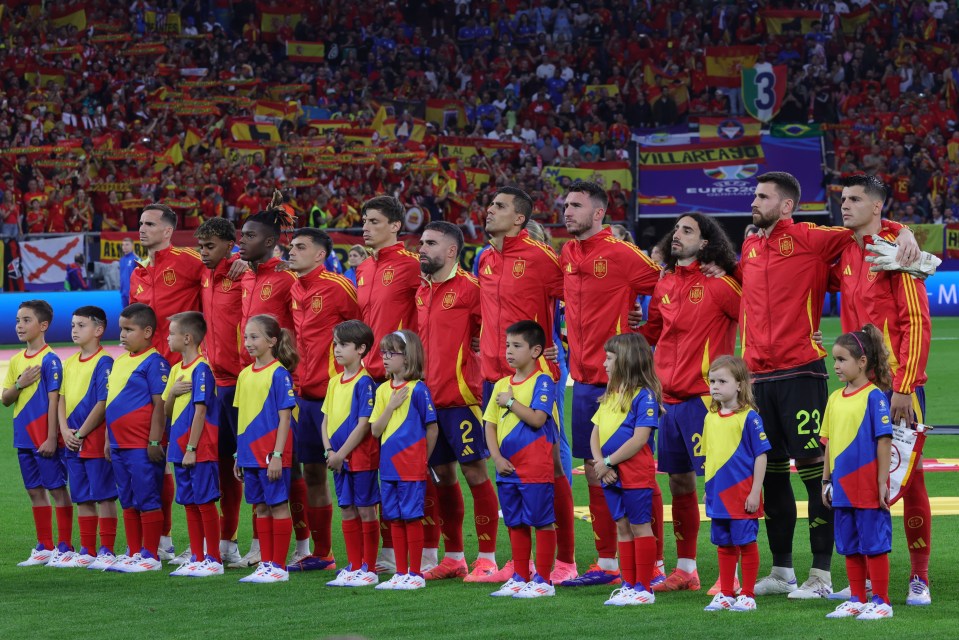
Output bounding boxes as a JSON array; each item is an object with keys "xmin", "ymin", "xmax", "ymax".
[{"xmin": 1, "ymin": 0, "xmax": 959, "ymax": 242}]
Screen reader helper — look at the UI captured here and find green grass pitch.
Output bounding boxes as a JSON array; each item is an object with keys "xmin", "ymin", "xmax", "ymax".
[{"xmin": 0, "ymin": 318, "xmax": 956, "ymax": 639}]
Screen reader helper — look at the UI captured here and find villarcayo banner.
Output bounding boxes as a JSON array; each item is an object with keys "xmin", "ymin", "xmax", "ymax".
[
  {"xmin": 888, "ymin": 422, "xmax": 930, "ymax": 505},
  {"xmin": 21, "ymin": 236, "xmax": 82, "ymax": 291}
]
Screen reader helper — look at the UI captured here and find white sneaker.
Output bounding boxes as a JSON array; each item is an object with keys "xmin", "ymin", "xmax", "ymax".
[
  {"xmin": 105, "ymin": 554, "xmax": 132, "ymax": 571},
  {"xmin": 251, "ymin": 563, "xmax": 288, "ymax": 583},
  {"xmin": 906, "ymin": 575, "xmax": 931, "ymax": 606},
  {"xmin": 490, "ymin": 575, "xmax": 527, "ymax": 597},
  {"xmin": 347, "ymin": 567, "xmax": 379, "ymax": 587},
  {"xmin": 704, "ymin": 593, "xmax": 735, "ymax": 611},
  {"xmin": 828, "ymin": 579, "xmax": 873, "ymax": 600},
  {"xmin": 170, "ymin": 547, "xmax": 193, "ymax": 566},
  {"xmin": 787, "ymin": 568, "xmax": 831, "ymax": 599},
  {"xmin": 754, "ymin": 571, "xmax": 798, "ymax": 596},
  {"xmin": 374, "ymin": 573, "xmax": 407, "ymax": 590},
  {"xmin": 158, "ymin": 537, "xmax": 176, "ymax": 561},
  {"xmin": 88, "ymin": 550, "xmax": 118, "ymax": 571},
  {"xmin": 17, "ymin": 545, "xmax": 54, "ymax": 567},
  {"xmin": 169, "ymin": 560, "xmax": 201, "ymax": 577},
  {"xmin": 230, "ymin": 546, "xmax": 261, "ymax": 569},
  {"xmin": 604, "ymin": 586, "xmax": 637, "ymax": 606},
  {"xmin": 730, "ymin": 595, "xmax": 757, "ymax": 612},
  {"xmin": 326, "ymin": 567, "xmax": 357, "ymax": 587},
  {"xmin": 107, "ymin": 553, "xmax": 143, "ymax": 573},
  {"xmin": 513, "ymin": 575, "xmax": 555, "ymax": 598},
  {"xmin": 220, "ymin": 540, "xmax": 242, "ymax": 566},
  {"xmin": 396, "ymin": 573, "xmax": 426, "ymax": 590},
  {"xmin": 48, "ymin": 550, "xmax": 79, "ymax": 568},
  {"xmin": 857, "ymin": 600, "xmax": 894, "ymax": 620},
  {"xmin": 826, "ymin": 600, "xmax": 866, "ymax": 618},
  {"xmin": 191, "ymin": 558, "xmax": 225, "ymax": 577},
  {"xmin": 239, "ymin": 562, "xmax": 271, "ymax": 583},
  {"xmin": 123, "ymin": 552, "xmax": 162, "ymax": 573},
  {"xmin": 374, "ymin": 548, "xmax": 396, "ymax": 574},
  {"xmin": 631, "ymin": 588, "xmax": 655, "ymax": 604},
  {"xmin": 65, "ymin": 552, "xmax": 97, "ymax": 569}
]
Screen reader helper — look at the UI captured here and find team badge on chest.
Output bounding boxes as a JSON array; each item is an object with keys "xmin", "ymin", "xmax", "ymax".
[
  {"xmin": 382, "ymin": 268, "xmax": 395, "ymax": 285},
  {"xmin": 778, "ymin": 235, "xmax": 794, "ymax": 256},
  {"xmin": 221, "ymin": 278, "xmax": 233, "ymax": 292},
  {"xmin": 311, "ymin": 294, "xmax": 323, "ymax": 313},
  {"xmin": 260, "ymin": 283, "xmax": 273, "ymax": 300},
  {"xmin": 162, "ymin": 268, "xmax": 176, "ymax": 286},
  {"xmin": 442, "ymin": 291, "xmax": 456, "ymax": 309},
  {"xmin": 593, "ymin": 258, "xmax": 608, "ymax": 278},
  {"xmin": 512, "ymin": 259, "xmax": 526, "ymax": 278},
  {"xmin": 688, "ymin": 284, "xmax": 704, "ymax": 303}
]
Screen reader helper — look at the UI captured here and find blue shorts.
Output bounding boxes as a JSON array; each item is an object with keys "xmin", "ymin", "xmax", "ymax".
[
  {"xmin": 497, "ymin": 481, "xmax": 555, "ymax": 528},
  {"xmin": 482, "ymin": 380, "xmax": 496, "ymax": 411},
  {"xmin": 834, "ymin": 507, "xmax": 892, "ymax": 556},
  {"xmin": 603, "ymin": 486, "xmax": 653, "ymax": 525},
  {"xmin": 429, "ymin": 406, "xmax": 488, "ymax": 466},
  {"xmin": 658, "ymin": 397, "xmax": 709, "ymax": 475},
  {"xmin": 571, "ymin": 382, "xmax": 605, "ymax": 459},
  {"xmin": 294, "ymin": 396, "xmax": 327, "ymax": 464},
  {"xmin": 710, "ymin": 518, "xmax": 759, "ymax": 546},
  {"xmin": 18, "ymin": 448, "xmax": 67, "ymax": 491},
  {"xmin": 216, "ymin": 385, "xmax": 238, "ymax": 460},
  {"xmin": 173, "ymin": 461, "xmax": 220, "ymax": 505},
  {"xmin": 242, "ymin": 467, "xmax": 292, "ymax": 506},
  {"xmin": 111, "ymin": 448, "xmax": 164, "ymax": 511},
  {"xmin": 380, "ymin": 479, "xmax": 425, "ymax": 521},
  {"xmin": 333, "ymin": 469, "xmax": 380, "ymax": 508},
  {"xmin": 66, "ymin": 455, "xmax": 117, "ymax": 503}
]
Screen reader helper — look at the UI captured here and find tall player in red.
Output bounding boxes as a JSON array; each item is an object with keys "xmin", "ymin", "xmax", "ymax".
[
  {"xmin": 639, "ymin": 214, "xmax": 741, "ymax": 593},
  {"xmin": 130, "ymin": 203, "xmax": 205, "ymax": 561},
  {"xmin": 195, "ymin": 218, "xmax": 247, "ymax": 566},
  {"xmin": 559, "ymin": 181, "xmax": 661, "ymax": 587},
  {"xmin": 830, "ymin": 174, "xmax": 932, "ymax": 605},
  {"xmin": 286, "ymin": 227, "xmax": 361, "ymax": 572},
  {"xmin": 477, "ymin": 186, "xmax": 577, "ymax": 584},
  {"xmin": 739, "ymin": 171, "xmax": 917, "ymax": 599},
  {"xmin": 356, "ymin": 195, "xmax": 420, "ymax": 572},
  {"xmin": 415, "ymin": 221, "xmax": 501, "ymax": 581}
]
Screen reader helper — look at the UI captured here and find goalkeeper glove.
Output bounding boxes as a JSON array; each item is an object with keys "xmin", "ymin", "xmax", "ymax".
[{"xmin": 864, "ymin": 236, "xmax": 941, "ymax": 279}]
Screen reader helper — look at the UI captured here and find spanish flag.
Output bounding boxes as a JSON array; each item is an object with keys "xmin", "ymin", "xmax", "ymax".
[
  {"xmin": 379, "ymin": 118, "xmax": 426, "ymax": 143},
  {"xmin": 154, "ymin": 141, "xmax": 184, "ymax": 170},
  {"xmin": 839, "ymin": 6, "xmax": 871, "ymax": 35},
  {"xmin": 50, "ymin": 4, "xmax": 87, "ymax": 31},
  {"xmin": 230, "ymin": 118, "xmax": 280, "ymax": 143},
  {"xmin": 254, "ymin": 100, "xmax": 297, "ymax": 121},
  {"xmin": 25, "ymin": 67, "xmax": 66, "ymax": 87},
  {"xmin": 761, "ymin": 9, "xmax": 822, "ymax": 35},
  {"xmin": 183, "ymin": 126, "xmax": 205, "ymax": 150},
  {"xmin": 425, "ymin": 99, "xmax": 468, "ymax": 129},
  {"xmin": 286, "ymin": 41, "xmax": 325, "ymax": 63},
  {"xmin": 704, "ymin": 46, "xmax": 760, "ymax": 88},
  {"xmin": 260, "ymin": 6, "xmax": 301, "ymax": 37}
]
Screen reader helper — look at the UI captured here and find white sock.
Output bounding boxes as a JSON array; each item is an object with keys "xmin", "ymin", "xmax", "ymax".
[
  {"xmin": 422, "ymin": 548, "xmax": 439, "ymax": 564},
  {"xmin": 677, "ymin": 558, "xmax": 697, "ymax": 573},
  {"xmin": 656, "ymin": 559, "xmax": 665, "ymax": 570},
  {"xmin": 246, "ymin": 538, "xmax": 260, "ymax": 554},
  {"xmin": 159, "ymin": 535, "xmax": 172, "ymax": 550},
  {"xmin": 597, "ymin": 557, "xmax": 619, "ymax": 572},
  {"xmin": 295, "ymin": 538, "xmax": 311, "ymax": 555},
  {"xmin": 378, "ymin": 547, "xmax": 395, "ymax": 560},
  {"xmin": 220, "ymin": 539, "xmax": 238, "ymax": 553},
  {"xmin": 771, "ymin": 565, "xmax": 796, "ymax": 581},
  {"xmin": 446, "ymin": 552, "xmax": 465, "ymax": 561},
  {"xmin": 477, "ymin": 552, "xmax": 496, "ymax": 562}
]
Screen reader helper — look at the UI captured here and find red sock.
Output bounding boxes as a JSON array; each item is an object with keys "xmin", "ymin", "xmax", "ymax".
[
  {"xmin": 78, "ymin": 515, "xmax": 99, "ymax": 553},
  {"xmin": 423, "ymin": 481, "xmax": 441, "ymax": 549},
  {"xmin": 219, "ymin": 462, "xmax": 242, "ymax": 541},
  {"xmin": 161, "ymin": 473, "xmax": 175, "ymax": 536},
  {"xmin": 406, "ymin": 519, "xmax": 424, "ymax": 574},
  {"xmin": 846, "ymin": 554, "xmax": 868, "ymax": 603},
  {"xmin": 55, "ymin": 505, "xmax": 74, "ymax": 548},
  {"xmin": 256, "ymin": 516, "xmax": 274, "ymax": 565},
  {"xmin": 634, "ymin": 536, "xmax": 656, "ymax": 592},
  {"xmin": 308, "ymin": 505, "xmax": 333, "ymax": 557},
  {"xmin": 509, "ymin": 526, "xmax": 533, "ymax": 582},
  {"xmin": 380, "ymin": 511, "xmax": 393, "ymax": 549},
  {"xmin": 552, "ymin": 476, "xmax": 576, "ymax": 564},
  {"xmin": 342, "ymin": 518, "xmax": 363, "ymax": 569},
  {"xmin": 438, "ymin": 484, "xmax": 465, "ymax": 554},
  {"xmin": 272, "ymin": 517, "xmax": 293, "ymax": 568},
  {"xmin": 362, "ymin": 519, "xmax": 380, "ymax": 569},
  {"xmin": 198, "ymin": 502, "xmax": 221, "ymax": 562},
  {"xmin": 738, "ymin": 542, "xmax": 760, "ymax": 598},
  {"xmin": 32, "ymin": 506, "xmax": 53, "ymax": 550},
  {"xmin": 717, "ymin": 545, "xmax": 739, "ymax": 598},
  {"xmin": 289, "ymin": 478, "xmax": 310, "ymax": 542},
  {"xmin": 391, "ymin": 521, "xmax": 409, "ymax": 574},
  {"xmin": 903, "ymin": 466, "xmax": 931, "ymax": 582},
  {"xmin": 652, "ymin": 484, "xmax": 664, "ymax": 562},
  {"xmin": 140, "ymin": 509, "xmax": 164, "ymax": 558},
  {"xmin": 469, "ymin": 480, "xmax": 499, "ymax": 554},
  {"xmin": 588, "ymin": 485, "xmax": 617, "ymax": 559},
  {"xmin": 618, "ymin": 540, "xmax": 637, "ymax": 586},
  {"xmin": 185, "ymin": 505, "xmax": 204, "ymax": 560},
  {"xmin": 672, "ymin": 491, "xmax": 700, "ymax": 561},
  {"xmin": 121, "ymin": 508, "xmax": 141, "ymax": 554},
  {"xmin": 99, "ymin": 516, "xmax": 118, "ymax": 554},
  {"xmin": 535, "ymin": 528, "xmax": 557, "ymax": 581},
  {"xmin": 867, "ymin": 553, "xmax": 891, "ymax": 604}
]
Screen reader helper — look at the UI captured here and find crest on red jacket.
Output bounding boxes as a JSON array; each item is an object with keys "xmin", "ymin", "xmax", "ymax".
[
  {"xmin": 162, "ymin": 268, "xmax": 176, "ymax": 286},
  {"xmin": 688, "ymin": 284, "xmax": 704, "ymax": 304},
  {"xmin": 778, "ymin": 235, "xmax": 794, "ymax": 256},
  {"xmin": 382, "ymin": 268, "xmax": 395, "ymax": 285},
  {"xmin": 311, "ymin": 294, "xmax": 323, "ymax": 313},
  {"xmin": 442, "ymin": 291, "xmax": 456, "ymax": 309},
  {"xmin": 512, "ymin": 259, "xmax": 526, "ymax": 278},
  {"xmin": 593, "ymin": 259, "xmax": 608, "ymax": 278},
  {"xmin": 221, "ymin": 278, "xmax": 233, "ymax": 292},
  {"xmin": 260, "ymin": 283, "xmax": 272, "ymax": 300}
]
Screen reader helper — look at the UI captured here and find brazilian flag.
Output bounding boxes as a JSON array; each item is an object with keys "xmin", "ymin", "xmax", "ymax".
[{"xmin": 771, "ymin": 123, "xmax": 823, "ymax": 138}]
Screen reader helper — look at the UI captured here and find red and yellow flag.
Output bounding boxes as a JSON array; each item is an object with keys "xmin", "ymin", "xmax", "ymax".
[
  {"xmin": 286, "ymin": 41, "xmax": 325, "ymax": 62},
  {"xmin": 699, "ymin": 116, "xmax": 762, "ymax": 142},
  {"xmin": 230, "ymin": 118, "xmax": 280, "ymax": 143},
  {"xmin": 705, "ymin": 46, "xmax": 760, "ymax": 88},
  {"xmin": 50, "ymin": 4, "xmax": 87, "ymax": 31},
  {"xmin": 839, "ymin": 6, "xmax": 871, "ymax": 35},
  {"xmin": 761, "ymin": 9, "xmax": 822, "ymax": 35}
]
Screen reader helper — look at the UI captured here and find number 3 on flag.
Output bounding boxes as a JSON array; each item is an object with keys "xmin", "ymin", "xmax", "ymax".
[{"xmin": 741, "ymin": 63, "xmax": 787, "ymax": 123}]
